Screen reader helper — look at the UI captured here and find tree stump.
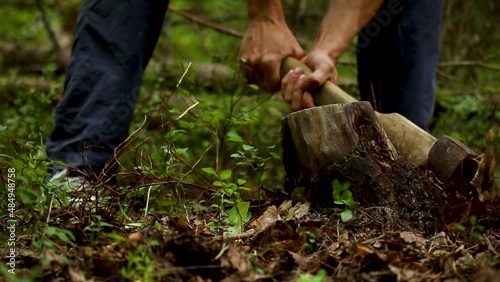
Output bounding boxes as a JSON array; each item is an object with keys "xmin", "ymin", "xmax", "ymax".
[{"xmin": 281, "ymin": 102, "xmax": 486, "ymax": 232}]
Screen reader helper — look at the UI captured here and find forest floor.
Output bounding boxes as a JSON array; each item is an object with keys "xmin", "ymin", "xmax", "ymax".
[
  {"xmin": 3, "ymin": 184, "xmax": 499, "ymax": 282},
  {"xmin": 1, "ymin": 67, "xmax": 498, "ymax": 282},
  {"xmin": 1, "ymin": 69, "xmax": 497, "ymax": 282}
]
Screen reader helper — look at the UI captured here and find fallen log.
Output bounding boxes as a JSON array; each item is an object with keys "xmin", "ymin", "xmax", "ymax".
[
  {"xmin": 0, "ymin": 43, "xmax": 358, "ymax": 91},
  {"xmin": 0, "ymin": 43, "xmax": 69, "ymax": 74}
]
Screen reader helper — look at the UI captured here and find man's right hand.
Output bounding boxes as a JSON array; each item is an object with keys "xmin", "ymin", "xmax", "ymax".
[
  {"xmin": 239, "ymin": 19, "xmax": 304, "ymax": 92},
  {"xmin": 281, "ymin": 49, "xmax": 338, "ymax": 111}
]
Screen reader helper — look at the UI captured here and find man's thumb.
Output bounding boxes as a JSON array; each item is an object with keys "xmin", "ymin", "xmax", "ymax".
[{"xmin": 292, "ymin": 47, "xmax": 305, "ymax": 60}]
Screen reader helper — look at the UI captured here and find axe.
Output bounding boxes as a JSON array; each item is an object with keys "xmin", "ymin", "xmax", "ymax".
[{"xmin": 280, "ymin": 57, "xmax": 479, "ymax": 184}]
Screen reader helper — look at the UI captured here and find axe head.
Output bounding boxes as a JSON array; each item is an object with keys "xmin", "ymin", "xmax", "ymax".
[{"xmin": 428, "ymin": 135, "xmax": 479, "ymax": 184}]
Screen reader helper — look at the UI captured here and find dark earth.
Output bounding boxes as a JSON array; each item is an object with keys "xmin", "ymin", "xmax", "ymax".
[{"xmin": 2, "ymin": 182, "xmax": 499, "ymax": 282}]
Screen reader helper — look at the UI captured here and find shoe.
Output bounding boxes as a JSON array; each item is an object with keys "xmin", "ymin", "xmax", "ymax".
[{"xmin": 46, "ymin": 168, "xmax": 98, "ymax": 210}]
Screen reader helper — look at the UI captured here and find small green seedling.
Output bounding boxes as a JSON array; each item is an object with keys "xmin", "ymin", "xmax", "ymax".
[
  {"xmin": 331, "ymin": 179, "xmax": 356, "ymax": 222},
  {"xmin": 227, "ymin": 201, "xmax": 251, "ymax": 234}
]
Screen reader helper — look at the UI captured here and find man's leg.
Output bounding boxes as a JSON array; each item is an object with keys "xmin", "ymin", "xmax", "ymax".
[
  {"xmin": 46, "ymin": 0, "xmax": 169, "ymax": 176},
  {"xmin": 357, "ymin": 0, "xmax": 444, "ymax": 130}
]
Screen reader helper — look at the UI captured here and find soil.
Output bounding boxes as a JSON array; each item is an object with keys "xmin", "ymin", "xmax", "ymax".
[{"xmin": 2, "ymin": 193, "xmax": 499, "ymax": 282}]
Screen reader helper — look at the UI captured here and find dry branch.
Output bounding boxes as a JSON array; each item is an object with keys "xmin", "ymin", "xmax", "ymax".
[
  {"xmin": 438, "ymin": 60, "xmax": 500, "ymax": 71},
  {"xmin": 167, "ymin": 6, "xmax": 245, "ymax": 38},
  {"xmin": 36, "ymin": 0, "xmax": 61, "ymax": 54}
]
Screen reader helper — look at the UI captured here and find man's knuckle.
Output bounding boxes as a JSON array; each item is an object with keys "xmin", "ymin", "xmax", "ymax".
[
  {"xmin": 260, "ymin": 55, "xmax": 276, "ymax": 65},
  {"xmin": 323, "ymin": 62, "xmax": 335, "ymax": 72}
]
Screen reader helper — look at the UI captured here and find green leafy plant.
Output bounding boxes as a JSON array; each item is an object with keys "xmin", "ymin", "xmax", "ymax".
[
  {"xmin": 331, "ymin": 179, "xmax": 356, "ymax": 222},
  {"xmin": 454, "ymin": 215, "xmax": 485, "ymax": 243},
  {"xmin": 297, "ymin": 268, "xmax": 327, "ymax": 282},
  {"xmin": 227, "ymin": 201, "xmax": 251, "ymax": 234},
  {"xmin": 304, "ymin": 231, "xmax": 321, "ymax": 253},
  {"xmin": 229, "ymin": 136, "xmax": 281, "ymax": 205},
  {"xmin": 202, "ymin": 168, "xmax": 250, "ymax": 208},
  {"xmin": 84, "ymin": 215, "xmax": 114, "ymax": 242},
  {"xmin": 230, "ymin": 139, "xmax": 281, "ymax": 164},
  {"xmin": 31, "ymin": 225, "xmax": 75, "ymax": 267},
  {"xmin": 121, "ymin": 239, "xmax": 169, "ymax": 280}
]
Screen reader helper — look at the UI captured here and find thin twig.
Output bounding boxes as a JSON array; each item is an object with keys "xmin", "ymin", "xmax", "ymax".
[
  {"xmin": 46, "ymin": 196, "xmax": 54, "ymax": 223},
  {"xmin": 174, "ymin": 141, "xmax": 216, "ymax": 193},
  {"xmin": 124, "ymin": 115, "xmax": 148, "ymax": 143},
  {"xmin": 174, "ymin": 101, "xmax": 199, "ymax": 121},
  {"xmin": 212, "ymin": 230, "xmax": 256, "ymax": 241},
  {"xmin": 337, "ymin": 60, "xmax": 357, "ymax": 66},
  {"xmin": 438, "ymin": 60, "xmax": 500, "ymax": 71},
  {"xmin": 36, "ymin": 0, "xmax": 61, "ymax": 54},
  {"xmin": 168, "ymin": 6, "xmax": 244, "ymax": 38},
  {"xmin": 144, "ymin": 185, "xmax": 154, "ymax": 218},
  {"xmin": 132, "ymin": 180, "xmax": 217, "ymax": 193},
  {"xmin": 176, "ymin": 62, "xmax": 192, "ymax": 88}
]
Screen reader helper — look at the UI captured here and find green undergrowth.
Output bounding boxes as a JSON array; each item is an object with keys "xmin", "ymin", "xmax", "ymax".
[{"xmin": 0, "ymin": 68, "xmax": 289, "ymax": 279}]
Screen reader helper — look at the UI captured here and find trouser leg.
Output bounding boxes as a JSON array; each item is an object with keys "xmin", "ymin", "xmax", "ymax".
[
  {"xmin": 357, "ymin": 0, "xmax": 444, "ymax": 130},
  {"xmin": 46, "ymin": 0, "xmax": 169, "ymax": 174}
]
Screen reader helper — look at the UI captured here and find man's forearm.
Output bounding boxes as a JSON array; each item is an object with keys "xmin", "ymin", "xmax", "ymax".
[
  {"xmin": 246, "ymin": 0, "xmax": 285, "ymax": 22},
  {"xmin": 313, "ymin": 0, "xmax": 384, "ymax": 59}
]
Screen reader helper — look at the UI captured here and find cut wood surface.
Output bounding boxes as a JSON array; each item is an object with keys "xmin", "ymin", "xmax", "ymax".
[{"xmin": 286, "ymin": 102, "xmax": 399, "ymax": 173}]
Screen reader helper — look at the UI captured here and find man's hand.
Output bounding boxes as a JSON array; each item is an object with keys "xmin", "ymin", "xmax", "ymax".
[
  {"xmin": 281, "ymin": 50, "xmax": 337, "ymax": 111},
  {"xmin": 239, "ymin": 20, "xmax": 304, "ymax": 92},
  {"xmin": 281, "ymin": 0, "xmax": 383, "ymax": 112}
]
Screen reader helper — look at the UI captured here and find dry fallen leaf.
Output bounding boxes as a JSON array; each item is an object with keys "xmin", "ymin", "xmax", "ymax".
[
  {"xmin": 68, "ymin": 267, "xmax": 87, "ymax": 282},
  {"xmin": 227, "ymin": 247, "xmax": 252, "ymax": 274},
  {"xmin": 352, "ymin": 243, "xmax": 374, "ymax": 257},
  {"xmin": 330, "ymin": 242, "xmax": 340, "ymax": 251},
  {"xmin": 201, "ymin": 227, "xmax": 215, "ymax": 236},
  {"xmin": 256, "ymin": 205, "xmax": 280, "ymax": 234},
  {"xmin": 127, "ymin": 231, "xmax": 143, "ymax": 243},
  {"xmin": 44, "ymin": 249, "xmax": 64, "ymax": 265},
  {"xmin": 278, "ymin": 200, "xmax": 292, "ymax": 213},
  {"xmin": 400, "ymin": 231, "xmax": 417, "ymax": 243},
  {"xmin": 288, "ymin": 201, "xmax": 310, "ymax": 220}
]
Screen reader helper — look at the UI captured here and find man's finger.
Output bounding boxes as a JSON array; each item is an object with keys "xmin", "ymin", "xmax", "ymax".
[
  {"xmin": 242, "ymin": 68, "xmax": 257, "ymax": 84},
  {"xmin": 292, "ymin": 47, "xmax": 305, "ymax": 60},
  {"xmin": 291, "ymin": 74, "xmax": 306, "ymax": 111},
  {"xmin": 255, "ymin": 55, "xmax": 281, "ymax": 92},
  {"xmin": 283, "ymin": 68, "xmax": 302, "ymax": 103},
  {"xmin": 281, "ymin": 70, "xmax": 293, "ymax": 103},
  {"xmin": 302, "ymin": 61, "xmax": 334, "ymax": 90},
  {"xmin": 239, "ymin": 57, "xmax": 258, "ymax": 84},
  {"xmin": 302, "ymin": 92, "xmax": 315, "ymax": 109},
  {"xmin": 331, "ymin": 67, "xmax": 339, "ymax": 85}
]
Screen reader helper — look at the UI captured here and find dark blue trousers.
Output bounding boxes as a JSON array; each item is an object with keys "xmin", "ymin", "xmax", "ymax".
[
  {"xmin": 357, "ymin": 0, "xmax": 444, "ymax": 130},
  {"xmin": 46, "ymin": 0, "xmax": 169, "ymax": 173}
]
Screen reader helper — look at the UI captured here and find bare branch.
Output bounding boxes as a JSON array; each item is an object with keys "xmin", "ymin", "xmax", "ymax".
[
  {"xmin": 36, "ymin": 0, "xmax": 61, "ymax": 55},
  {"xmin": 168, "ymin": 6, "xmax": 244, "ymax": 38},
  {"xmin": 438, "ymin": 61, "xmax": 500, "ymax": 71}
]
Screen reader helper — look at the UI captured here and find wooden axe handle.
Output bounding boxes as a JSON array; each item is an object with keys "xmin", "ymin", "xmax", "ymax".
[{"xmin": 280, "ymin": 57, "xmax": 436, "ymax": 167}]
